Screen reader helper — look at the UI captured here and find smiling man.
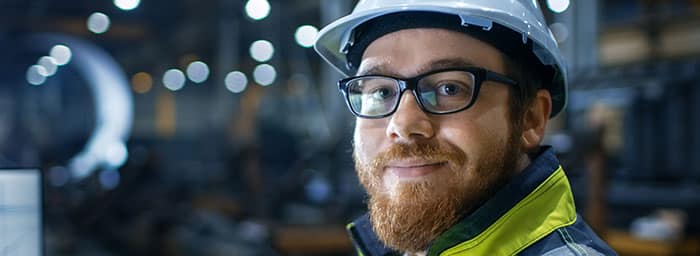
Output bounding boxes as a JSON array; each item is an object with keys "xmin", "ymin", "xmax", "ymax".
[{"xmin": 315, "ymin": 1, "xmax": 615, "ymax": 255}]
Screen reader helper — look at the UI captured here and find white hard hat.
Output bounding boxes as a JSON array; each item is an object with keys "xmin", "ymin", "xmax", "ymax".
[{"xmin": 314, "ymin": 0, "xmax": 568, "ymax": 117}]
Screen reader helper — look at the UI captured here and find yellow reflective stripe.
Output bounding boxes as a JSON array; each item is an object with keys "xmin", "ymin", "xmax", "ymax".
[
  {"xmin": 346, "ymin": 222, "xmax": 366, "ymax": 256},
  {"xmin": 439, "ymin": 166, "xmax": 577, "ymax": 256}
]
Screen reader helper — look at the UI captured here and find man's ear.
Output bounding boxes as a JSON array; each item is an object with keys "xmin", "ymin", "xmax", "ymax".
[{"xmin": 521, "ymin": 89, "xmax": 552, "ymax": 151}]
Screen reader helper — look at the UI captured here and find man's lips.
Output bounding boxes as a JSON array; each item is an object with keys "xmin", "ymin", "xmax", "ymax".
[{"xmin": 385, "ymin": 160, "xmax": 446, "ymax": 178}]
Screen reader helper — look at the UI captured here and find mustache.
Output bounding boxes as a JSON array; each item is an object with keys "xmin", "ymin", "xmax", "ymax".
[{"xmin": 368, "ymin": 142, "xmax": 467, "ymax": 170}]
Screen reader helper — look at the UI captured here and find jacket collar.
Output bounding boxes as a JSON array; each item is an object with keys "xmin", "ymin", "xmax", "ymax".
[{"xmin": 347, "ymin": 146, "xmax": 562, "ymax": 256}]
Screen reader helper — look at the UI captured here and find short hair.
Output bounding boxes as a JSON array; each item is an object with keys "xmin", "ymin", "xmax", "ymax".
[{"xmin": 502, "ymin": 52, "xmax": 549, "ymax": 138}]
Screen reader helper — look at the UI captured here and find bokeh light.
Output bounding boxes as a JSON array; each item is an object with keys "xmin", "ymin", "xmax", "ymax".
[
  {"xmin": 26, "ymin": 65, "xmax": 48, "ymax": 86},
  {"xmin": 87, "ymin": 12, "xmax": 111, "ymax": 34},
  {"xmin": 131, "ymin": 72, "xmax": 153, "ymax": 94},
  {"xmin": 245, "ymin": 0, "xmax": 271, "ymax": 21},
  {"xmin": 114, "ymin": 0, "xmax": 140, "ymax": 11},
  {"xmin": 38, "ymin": 56, "xmax": 58, "ymax": 76},
  {"xmin": 163, "ymin": 69, "xmax": 186, "ymax": 91},
  {"xmin": 547, "ymin": 0, "xmax": 570, "ymax": 13},
  {"xmin": 295, "ymin": 25, "xmax": 319, "ymax": 48},
  {"xmin": 253, "ymin": 64, "xmax": 276, "ymax": 86},
  {"xmin": 104, "ymin": 142, "xmax": 128, "ymax": 168},
  {"xmin": 250, "ymin": 40, "xmax": 274, "ymax": 62},
  {"xmin": 225, "ymin": 71, "xmax": 248, "ymax": 93},
  {"xmin": 50, "ymin": 45, "xmax": 72, "ymax": 66},
  {"xmin": 99, "ymin": 169, "xmax": 120, "ymax": 190},
  {"xmin": 549, "ymin": 22, "xmax": 569, "ymax": 43},
  {"xmin": 186, "ymin": 61, "xmax": 210, "ymax": 84}
]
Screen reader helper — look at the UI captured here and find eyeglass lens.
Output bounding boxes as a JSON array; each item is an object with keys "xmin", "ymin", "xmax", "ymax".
[{"xmin": 345, "ymin": 70, "xmax": 476, "ymax": 117}]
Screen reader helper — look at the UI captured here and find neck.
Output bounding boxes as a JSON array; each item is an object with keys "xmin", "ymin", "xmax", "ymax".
[{"xmin": 515, "ymin": 151, "xmax": 532, "ymax": 174}]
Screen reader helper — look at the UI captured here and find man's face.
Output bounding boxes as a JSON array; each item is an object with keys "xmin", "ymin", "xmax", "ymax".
[{"xmin": 352, "ymin": 28, "xmax": 524, "ymax": 252}]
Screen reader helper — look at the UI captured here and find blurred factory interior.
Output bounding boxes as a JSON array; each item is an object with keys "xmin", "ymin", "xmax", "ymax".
[{"xmin": 1, "ymin": 0, "xmax": 700, "ymax": 255}]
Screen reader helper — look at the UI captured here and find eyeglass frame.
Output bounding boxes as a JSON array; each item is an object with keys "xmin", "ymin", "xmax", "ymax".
[{"xmin": 337, "ymin": 67, "xmax": 519, "ymax": 119}]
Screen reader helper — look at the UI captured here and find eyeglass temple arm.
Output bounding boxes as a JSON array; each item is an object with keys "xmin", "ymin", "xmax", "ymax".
[{"xmin": 485, "ymin": 71, "xmax": 518, "ymax": 86}]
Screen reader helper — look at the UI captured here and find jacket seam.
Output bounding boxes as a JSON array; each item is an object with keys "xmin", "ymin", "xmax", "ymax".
[{"xmin": 557, "ymin": 228, "xmax": 588, "ymax": 256}]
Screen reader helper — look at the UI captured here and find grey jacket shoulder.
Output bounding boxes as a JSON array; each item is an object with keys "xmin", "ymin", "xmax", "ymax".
[
  {"xmin": 518, "ymin": 215, "xmax": 617, "ymax": 256},
  {"xmin": 541, "ymin": 244, "xmax": 605, "ymax": 256}
]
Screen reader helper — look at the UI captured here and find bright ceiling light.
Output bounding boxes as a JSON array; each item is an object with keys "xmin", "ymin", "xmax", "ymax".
[
  {"xmin": 26, "ymin": 65, "xmax": 48, "ymax": 86},
  {"xmin": 253, "ymin": 64, "xmax": 276, "ymax": 86},
  {"xmin": 87, "ymin": 12, "xmax": 111, "ymax": 34},
  {"xmin": 547, "ymin": 0, "xmax": 570, "ymax": 13},
  {"xmin": 38, "ymin": 56, "xmax": 58, "ymax": 76},
  {"xmin": 245, "ymin": 0, "xmax": 271, "ymax": 21},
  {"xmin": 225, "ymin": 71, "xmax": 248, "ymax": 93},
  {"xmin": 114, "ymin": 0, "xmax": 140, "ymax": 11},
  {"xmin": 50, "ymin": 45, "xmax": 72, "ymax": 66},
  {"xmin": 250, "ymin": 40, "xmax": 274, "ymax": 62},
  {"xmin": 186, "ymin": 61, "xmax": 210, "ymax": 83},
  {"xmin": 295, "ymin": 25, "xmax": 319, "ymax": 48},
  {"xmin": 163, "ymin": 69, "xmax": 186, "ymax": 91}
]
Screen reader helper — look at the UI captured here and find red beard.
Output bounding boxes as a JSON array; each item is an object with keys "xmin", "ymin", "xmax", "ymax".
[{"xmin": 354, "ymin": 134, "xmax": 521, "ymax": 253}]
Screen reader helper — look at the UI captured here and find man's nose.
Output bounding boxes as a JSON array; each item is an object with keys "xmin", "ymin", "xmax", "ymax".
[{"xmin": 386, "ymin": 91, "xmax": 436, "ymax": 142}]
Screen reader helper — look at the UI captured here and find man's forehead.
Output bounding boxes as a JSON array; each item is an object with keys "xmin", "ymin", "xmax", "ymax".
[{"xmin": 356, "ymin": 57, "xmax": 479, "ymax": 77}]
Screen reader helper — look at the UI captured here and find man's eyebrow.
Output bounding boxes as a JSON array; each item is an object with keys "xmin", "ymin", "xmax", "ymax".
[
  {"xmin": 356, "ymin": 58, "xmax": 477, "ymax": 77},
  {"xmin": 415, "ymin": 58, "xmax": 477, "ymax": 74},
  {"xmin": 356, "ymin": 65, "xmax": 388, "ymax": 77}
]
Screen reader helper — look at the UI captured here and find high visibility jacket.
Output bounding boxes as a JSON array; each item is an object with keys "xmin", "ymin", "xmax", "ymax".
[{"xmin": 347, "ymin": 147, "xmax": 617, "ymax": 256}]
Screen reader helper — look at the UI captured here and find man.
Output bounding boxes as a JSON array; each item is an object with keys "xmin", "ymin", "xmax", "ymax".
[{"xmin": 314, "ymin": 1, "xmax": 616, "ymax": 255}]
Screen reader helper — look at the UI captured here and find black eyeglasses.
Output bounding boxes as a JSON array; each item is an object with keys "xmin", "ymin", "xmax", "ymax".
[{"xmin": 338, "ymin": 67, "xmax": 518, "ymax": 118}]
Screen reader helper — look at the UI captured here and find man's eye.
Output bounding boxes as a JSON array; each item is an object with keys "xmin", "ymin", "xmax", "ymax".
[
  {"xmin": 437, "ymin": 82, "xmax": 469, "ymax": 96},
  {"xmin": 370, "ymin": 87, "xmax": 395, "ymax": 99}
]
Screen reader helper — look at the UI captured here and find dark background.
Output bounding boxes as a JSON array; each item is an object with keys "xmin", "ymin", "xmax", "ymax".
[{"xmin": 1, "ymin": 0, "xmax": 700, "ymax": 255}]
